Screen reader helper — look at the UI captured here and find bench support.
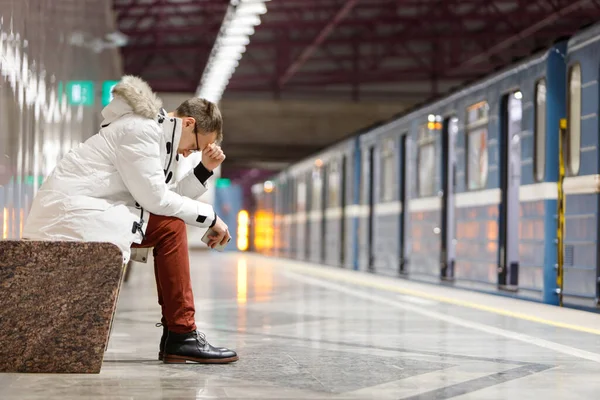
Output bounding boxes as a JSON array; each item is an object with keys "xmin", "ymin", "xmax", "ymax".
[{"xmin": 0, "ymin": 241, "xmax": 124, "ymax": 373}]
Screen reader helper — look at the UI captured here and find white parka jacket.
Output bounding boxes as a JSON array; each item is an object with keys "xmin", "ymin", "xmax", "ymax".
[{"xmin": 23, "ymin": 76, "xmax": 217, "ymax": 263}]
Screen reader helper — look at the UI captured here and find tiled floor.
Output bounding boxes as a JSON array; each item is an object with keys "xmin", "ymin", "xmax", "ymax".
[{"xmin": 2, "ymin": 251, "xmax": 600, "ymax": 399}]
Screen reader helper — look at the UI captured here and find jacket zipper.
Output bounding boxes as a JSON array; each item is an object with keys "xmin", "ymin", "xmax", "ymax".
[
  {"xmin": 131, "ymin": 114, "xmax": 176, "ymax": 242},
  {"xmin": 132, "ymin": 205, "xmax": 146, "ymax": 241}
]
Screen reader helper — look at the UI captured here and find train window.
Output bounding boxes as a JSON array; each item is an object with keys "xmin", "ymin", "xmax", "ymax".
[
  {"xmin": 312, "ymin": 166, "xmax": 323, "ymax": 211},
  {"xmin": 466, "ymin": 101, "xmax": 489, "ymax": 190},
  {"xmin": 361, "ymin": 150, "xmax": 370, "ymax": 205},
  {"xmin": 296, "ymin": 178, "xmax": 306, "ymax": 212},
  {"xmin": 568, "ymin": 64, "xmax": 581, "ymax": 176},
  {"xmin": 534, "ymin": 79, "xmax": 546, "ymax": 182},
  {"xmin": 380, "ymin": 138, "xmax": 395, "ymax": 201},
  {"xmin": 418, "ymin": 122, "xmax": 437, "ymax": 197},
  {"xmin": 328, "ymin": 160, "xmax": 340, "ymax": 208}
]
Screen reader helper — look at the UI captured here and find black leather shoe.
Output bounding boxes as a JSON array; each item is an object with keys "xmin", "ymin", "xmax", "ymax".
[
  {"xmin": 158, "ymin": 323, "xmax": 228, "ymax": 361},
  {"xmin": 163, "ymin": 330, "xmax": 239, "ymax": 364}
]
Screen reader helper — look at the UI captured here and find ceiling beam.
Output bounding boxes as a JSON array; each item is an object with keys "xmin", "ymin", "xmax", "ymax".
[
  {"xmin": 114, "ymin": 0, "xmax": 227, "ymax": 12},
  {"xmin": 222, "ymin": 88, "xmax": 429, "ymax": 102},
  {"xmin": 114, "ymin": 0, "xmax": 449, "ymax": 14},
  {"xmin": 232, "ymin": 68, "xmax": 487, "ymax": 86},
  {"xmin": 453, "ymin": 0, "xmax": 589, "ymax": 70},
  {"xmin": 119, "ymin": 18, "xmax": 583, "ymax": 39},
  {"xmin": 277, "ymin": 0, "xmax": 360, "ymax": 87},
  {"xmin": 116, "ymin": 35, "xmax": 501, "ymax": 55}
]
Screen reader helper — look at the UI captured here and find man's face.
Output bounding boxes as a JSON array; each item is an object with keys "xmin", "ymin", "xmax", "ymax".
[{"xmin": 177, "ymin": 116, "xmax": 217, "ymax": 157}]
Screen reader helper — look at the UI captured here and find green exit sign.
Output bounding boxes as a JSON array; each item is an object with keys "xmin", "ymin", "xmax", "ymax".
[
  {"xmin": 9, "ymin": 175, "xmax": 44, "ymax": 186},
  {"xmin": 216, "ymin": 178, "xmax": 231, "ymax": 188},
  {"xmin": 102, "ymin": 80, "xmax": 120, "ymax": 106},
  {"xmin": 66, "ymin": 81, "xmax": 95, "ymax": 106}
]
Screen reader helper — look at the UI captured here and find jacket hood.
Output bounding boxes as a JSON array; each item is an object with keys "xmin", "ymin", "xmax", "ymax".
[{"xmin": 100, "ymin": 75, "xmax": 163, "ymax": 126}]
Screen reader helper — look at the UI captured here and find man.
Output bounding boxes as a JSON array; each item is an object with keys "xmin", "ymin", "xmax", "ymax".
[{"xmin": 22, "ymin": 75, "xmax": 238, "ymax": 364}]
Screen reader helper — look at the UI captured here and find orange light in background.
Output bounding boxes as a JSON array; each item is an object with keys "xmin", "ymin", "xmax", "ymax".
[
  {"xmin": 254, "ymin": 210, "xmax": 274, "ymax": 252},
  {"xmin": 237, "ymin": 210, "xmax": 249, "ymax": 251},
  {"xmin": 315, "ymin": 159, "xmax": 323, "ymax": 168},
  {"xmin": 2, "ymin": 208, "xmax": 8, "ymax": 239},
  {"xmin": 237, "ymin": 258, "xmax": 247, "ymax": 305}
]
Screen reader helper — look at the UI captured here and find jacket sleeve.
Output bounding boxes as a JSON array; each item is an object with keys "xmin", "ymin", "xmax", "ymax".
[
  {"xmin": 172, "ymin": 162, "xmax": 212, "ymax": 200},
  {"xmin": 113, "ymin": 119, "xmax": 217, "ymax": 228}
]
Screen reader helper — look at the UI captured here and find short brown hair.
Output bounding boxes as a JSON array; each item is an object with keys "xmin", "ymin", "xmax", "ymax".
[{"xmin": 175, "ymin": 98, "xmax": 223, "ymax": 144}]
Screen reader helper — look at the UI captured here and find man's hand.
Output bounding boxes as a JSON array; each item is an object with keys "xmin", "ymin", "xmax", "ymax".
[
  {"xmin": 202, "ymin": 144, "xmax": 226, "ymax": 172},
  {"xmin": 207, "ymin": 216, "xmax": 231, "ymax": 249}
]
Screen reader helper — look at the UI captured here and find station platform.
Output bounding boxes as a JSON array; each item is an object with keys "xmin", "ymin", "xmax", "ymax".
[{"xmin": 2, "ymin": 252, "xmax": 600, "ymax": 399}]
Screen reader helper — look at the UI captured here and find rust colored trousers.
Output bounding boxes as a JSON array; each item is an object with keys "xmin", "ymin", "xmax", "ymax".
[{"xmin": 131, "ymin": 214, "xmax": 196, "ymax": 334}]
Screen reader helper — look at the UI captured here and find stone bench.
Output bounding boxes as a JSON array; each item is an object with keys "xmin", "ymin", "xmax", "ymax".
[{"xmin": 0, "ymin": 240, "xmax": 124, "ymax": 373}]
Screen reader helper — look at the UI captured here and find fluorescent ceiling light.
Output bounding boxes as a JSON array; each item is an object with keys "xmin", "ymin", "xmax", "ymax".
[
  {"xmin": 218, "ymin": 36, "xmax": 250, "ymax": 46},
  {"xmin": 196, "ymin": 0, "xmax": 270, "ymax": 103}
]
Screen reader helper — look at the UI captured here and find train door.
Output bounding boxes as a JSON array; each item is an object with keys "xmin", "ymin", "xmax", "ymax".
[
  {"xmin": 499, "ymin": 91, "xmax": 523, "ymax": 290},
  {"xmin": 320, "ymin": 165, "xmax": 328, "ymax": 263},
  {"xmin": 286, "ymin": 176, "xmax": 296, "ymax": 258},
  {"xmin": 295, "ymin": 174, "xmax": 307, "ymax": 260},
  {"xmin": 305, "ymin": 171, "xmax": 312, "ymax": 261},
  {"xmin": 281, "ymin": 178, "xmax": 289, "ymax": 258},
  {"xmin": 340, "ymin": 155, "xmax": 347, "ymax": 267},
  {"xmin": 352, "ymin": 144, "xmax": 361, "ymax": 270},
  {"xmin": 399, "ymin": 134, "xmax": 408, "ymax": 274},
  {"xmin": 367, "ymin": 146, "xmax": 375, "ymax": 271},
  {"xmin": 441, "ymin": 117, "xmax": 458, "ymax": 280},
  {"xmin": 272, "ymin": 182, "xmax": 280, "ymax": 256}
]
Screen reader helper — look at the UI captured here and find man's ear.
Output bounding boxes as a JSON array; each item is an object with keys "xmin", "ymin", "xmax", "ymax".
[{"xmin": 185, "ymin": 117, "xmax": 196, "ymax": 128}]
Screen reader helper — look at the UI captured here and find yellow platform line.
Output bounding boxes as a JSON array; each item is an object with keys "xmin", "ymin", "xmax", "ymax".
[{"xmin": 287, "ymin": 264, "xmax": 600, "ymax": 336}]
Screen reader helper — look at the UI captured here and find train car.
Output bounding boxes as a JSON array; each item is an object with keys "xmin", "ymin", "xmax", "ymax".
[
  {"xmin": 252, "ymin": 22, "xmax": 600, "ymax": 309},
  {"xmin": 251, "ymin": 137, "xmax": 361, "ymax": 267},
  {"xmin": 281, "ymin": 138, "xmax": 359, "ymax": 268},
  {"xmin": 562, "ymin": 23, "xmax": 600, "ymax": 308},
  {"xmin": 359, "ymin": 40, "xmax": 568, "ymax": 302}
]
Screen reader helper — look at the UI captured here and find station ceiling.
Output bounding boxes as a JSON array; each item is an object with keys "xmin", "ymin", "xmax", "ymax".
[{"xmin": 113, "ymin": 0, "xmax": 600, "ymax": 172}]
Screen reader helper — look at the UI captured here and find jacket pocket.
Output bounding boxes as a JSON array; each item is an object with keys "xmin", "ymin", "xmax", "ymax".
[{"xmin": 65, "ymin": 195, "xmax": 112, "ymax": 212}]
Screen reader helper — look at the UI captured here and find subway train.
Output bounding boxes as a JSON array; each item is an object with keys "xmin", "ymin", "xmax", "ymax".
[{"xmin": 251, "ymin": 22, "xmax": 600, "ymax": 310}]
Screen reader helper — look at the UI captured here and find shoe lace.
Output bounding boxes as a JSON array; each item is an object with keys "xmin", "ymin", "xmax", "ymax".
[{"xmin": 193, "ymin": 330, "xmax": 207, "ymax": 346}]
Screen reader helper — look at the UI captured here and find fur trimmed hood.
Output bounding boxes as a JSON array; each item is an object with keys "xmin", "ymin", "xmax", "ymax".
[{"xmin": 100, "ymin": 75, "xmax": 163, "ymax": 126}]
